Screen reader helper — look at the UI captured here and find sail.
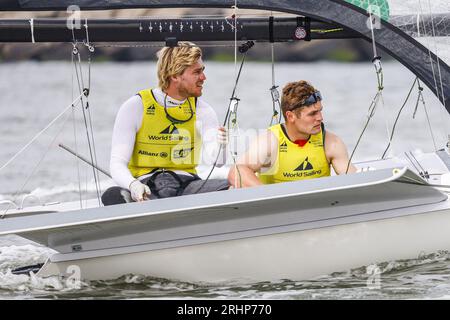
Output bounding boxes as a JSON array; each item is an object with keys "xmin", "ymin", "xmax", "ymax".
[{"xmin": 388, "ymin": 0, "xmax": 450, "ymax": 66}]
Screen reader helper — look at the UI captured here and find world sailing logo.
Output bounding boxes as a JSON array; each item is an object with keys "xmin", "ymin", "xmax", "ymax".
[
  {"xmin": 282, "ymin": 157, "xmax": 322, "ymax": 178},
  {"xmin": 160, "ymin": 124, "xmax": 179, "ymax": 134},
  {"xmin": 146, "ymin": 104, "xmax": 156, "ymax": 115},
  {"xmin": 294, "ymin": 157, "xmax": 313, "ymax": 171}
]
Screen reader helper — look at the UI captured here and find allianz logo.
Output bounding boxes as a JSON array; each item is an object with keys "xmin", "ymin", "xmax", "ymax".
[{"xmin": 138, "ymin": 150, "xmax": 168, "ymax": 158}]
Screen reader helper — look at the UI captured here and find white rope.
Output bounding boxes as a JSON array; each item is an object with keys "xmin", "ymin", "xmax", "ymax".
[
  {"xmin": 0, "ymin": 94, "xmax": 84, "ymax": 173},
  {"xmin": 418, "ymin": 0, "xmax": 448, "ymax": 148},
  {"xmin": 71, "ymin": 50, "xmax": 83, "ymax": 209},
  {"xmin": 418, "ymin": 0, "xmax": 440, "ymax": 102},
  {"xmin": 426, "ymin": 0, "xmax": 446, "ymax": 111}
]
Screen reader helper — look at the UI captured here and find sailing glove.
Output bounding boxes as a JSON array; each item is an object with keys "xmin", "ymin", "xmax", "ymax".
[
  {"xmin": 129, "ymin": 179, "xmax": 151, "ymax": 202},
  {"xmin": 217, "ymin": 126, "xmax": 228, "ymax": 145}
]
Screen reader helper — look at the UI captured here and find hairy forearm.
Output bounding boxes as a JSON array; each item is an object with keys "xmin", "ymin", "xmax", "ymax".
[{"xmin": 228, "ymin": 165, "xmax": 263, "ymax": 188}]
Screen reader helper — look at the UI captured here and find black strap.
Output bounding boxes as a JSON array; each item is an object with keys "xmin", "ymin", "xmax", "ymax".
[{"xmin": 321, "ymin": 122, "xmax": 326, "ymax": 144}]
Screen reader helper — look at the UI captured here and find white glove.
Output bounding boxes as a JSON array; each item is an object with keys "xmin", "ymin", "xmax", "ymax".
[
  {"xmin": 217, "ymin": 126, "xmax": 228, "ymax": 145},
  {"xmin": 129, "ymin": 179, "xmax": 151, "ymax": 202},
  {"xmin": 356, "ymin": 166, "xmax": 376, "ymax": 173}
]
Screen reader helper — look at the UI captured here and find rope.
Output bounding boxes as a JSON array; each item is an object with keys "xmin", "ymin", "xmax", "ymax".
[
  {"xmin": 381, "ymin": 78, "xmax": 418, "ymax": 159},
  {"xmin": 269, "ymin": 14, "xmax": 281, "ymax": 126},
  {"xmin": 71, "ymin": 49, "xmax": 83, "ymax": 209},
  {"xmin": 426, "ymin": 0, "xmax": 446, "ymax": 110},
  {"xmin": 0, "ymin": 94, "xmax": 85, "ymax": 173},
  {"xmin": 71, "ymin": 40, "xmax": 102, "ymax": 206},
  {"xmin": 2, "ymin": 108, "xmax": 75, "ymax": 216},
  {"xmin": 412, "ymin": 79, "xmax": 438, "ymax": 151},
  {"xmin": 346, "ymin": 12, "xmax": 385, "ymax": 173},
  {"xmin": 192, "ymin": 40, "xmax": 254, "ymax": 193},
  {"xmin": 417, "ymin": 0, "xmax": 440, "ymax": 105}
]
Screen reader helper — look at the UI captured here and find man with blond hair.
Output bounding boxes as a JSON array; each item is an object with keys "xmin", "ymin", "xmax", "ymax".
[
  {"xmin": 102, "ymin": 42, "xmax": 228, "ymax": 205},
  {"xmin": 228, "ymin": 80, "xmax": 356, "ymax": 188}
]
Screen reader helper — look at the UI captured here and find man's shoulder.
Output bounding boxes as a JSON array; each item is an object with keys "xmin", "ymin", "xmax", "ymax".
[
  {"xmin": 124, "ymin": 94, "xmax": 143, "ymax": 106},
  {"xmin": 324, "ymin": 130, "xmax": 341, "ymax": 143}
]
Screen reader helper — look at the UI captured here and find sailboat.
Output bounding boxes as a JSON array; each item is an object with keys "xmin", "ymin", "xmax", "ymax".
[{"xmin": 0, "ymin": 0, "xmax": 450, "ymax": 283}]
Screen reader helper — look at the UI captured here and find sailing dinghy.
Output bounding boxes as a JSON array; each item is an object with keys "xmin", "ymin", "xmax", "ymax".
[{"xmin": 0, "ymin": 0, "xmax": 450, "ymax": 283}]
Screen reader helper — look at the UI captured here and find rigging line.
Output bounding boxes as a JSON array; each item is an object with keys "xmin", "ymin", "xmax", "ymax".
[
  {"xmin": 408, "ymin": 150, "xmax": 429, "ymax": 179},
  {"xmin": 368, "ymin": 11, "xmax": 378, "ymax": 61},
  {"xmin": 404, "ymin": 152, "xmax": 421, "ymax": 174},
  {"xmin": 417, "ymin": 0, "xmax": 440, "ymax": 103},
  {"xmin": 381, "ymin": 78, "xmax": 418, "ymax": 159},
  {"xmin": 2, "ymin": 110, "xmax": 74, "ymax": 216},
  {"xmin": 82, "ymin": 32, "xmax": 102, "ymax": 196},
  {"xmin": 427, "ymin": 0, "xmax": 446, "ymax": 109},
  {"xmin": 71, "ymin": 50, "xmax": 83, "ymax": 209},
  {"xmin": 345, "ymin": 91, "xmax": 382, "ymax": 174},
  {"xmin": 416, "ymin": 2, "xmax": 447, "ymax": 146},
  {"xmin": 311, "ymin": 28, "xmax": 344, "ymax": 34},
  {"xmin": 346, "ymin": 11, "xmax": 386, "ymax": 172},
  {"xmin": 72, "ymin": 29, "xmax": 102, "ymax": 200},
  {"xmin": 192, "ymin": 41, "xmax": 253, "ymax": 193},
  {"xmin": 368, "ymin": 10, "xmax": 391, "ymax": 154},
  {"xmin": 269, "ymin": 14, "xmax": 281, "ymax": 126},
  {"xmin": 72, "ymin": 45, "xmax": 102, "ymax": 205},
  {"xmin": 413, "ymin": 79, "xmax": 438, "ymax": 151},
  {"xmin": 0, "ymin": 96, "xmax": 84, "ymax": 173}
]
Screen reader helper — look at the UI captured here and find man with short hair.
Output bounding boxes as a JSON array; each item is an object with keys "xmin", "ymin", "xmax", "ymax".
[
  {"xmin": 102, "ymin": 42, "xmax": 228, "ymax": 205},
  {"xmin": 228, "ymin": 80, "xmax": 356, "ymax": 188}
]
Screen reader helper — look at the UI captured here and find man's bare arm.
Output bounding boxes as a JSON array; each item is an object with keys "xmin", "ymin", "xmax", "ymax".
[
  {"xmin": 325, "ymin": 131, "xmax": 357, "ymax": 175},
  {"xmin": 228, "ymin": 131, "xmax": 276, "ymax": 188}
]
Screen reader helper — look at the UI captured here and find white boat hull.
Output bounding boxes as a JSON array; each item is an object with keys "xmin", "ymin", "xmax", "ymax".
[
  {"xmin": 2, "ymin": 166, "xmax": 449, "ymax": 283},
  {"xmin": 37, "ymin": 204, "xmax": 450, "ymax": 283}
]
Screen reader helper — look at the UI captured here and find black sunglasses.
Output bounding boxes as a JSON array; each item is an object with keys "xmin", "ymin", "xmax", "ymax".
[{"xmin": 290, "ymin": 91, "xmax": 322, "ymax": 111}]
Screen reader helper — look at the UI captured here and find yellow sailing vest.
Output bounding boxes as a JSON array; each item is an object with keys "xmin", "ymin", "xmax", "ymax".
[
  {"xmin": 128, "ymin": 89, "xmax": 201, "ymax": 178},
  {"xmin": 259, "ymin": 123, "xmax": 331, "ymax": 184}
]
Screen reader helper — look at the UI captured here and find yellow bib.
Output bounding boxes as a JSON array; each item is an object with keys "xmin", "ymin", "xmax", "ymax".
[
  {"xmin": 128, "ymin": 89, "xmax": 200, "ymax": 178},
  {"xmin": 259, "ymin": 123, "xmax": 330, "ymax": 184}
]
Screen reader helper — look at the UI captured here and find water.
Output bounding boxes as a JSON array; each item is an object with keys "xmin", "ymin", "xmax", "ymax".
[{"xmin": 0, "ymin": 60, "xmax": 450, "ymax": 299}]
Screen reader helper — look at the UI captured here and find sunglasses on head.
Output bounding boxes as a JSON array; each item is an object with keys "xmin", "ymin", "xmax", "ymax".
[{"xmin": 290, "ymin": 91, "xmax": 322, "ymax": 111}]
